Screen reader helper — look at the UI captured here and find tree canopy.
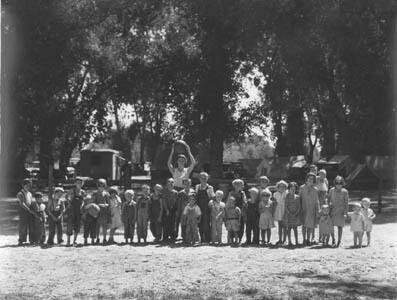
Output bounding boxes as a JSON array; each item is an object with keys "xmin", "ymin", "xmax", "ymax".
[{"xmin": 1, "ymin": 0, "xmax": 395, "ymax": 187}]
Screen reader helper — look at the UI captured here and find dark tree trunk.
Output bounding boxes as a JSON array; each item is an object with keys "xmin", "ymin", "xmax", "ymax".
[
  {"xmin": 285, "ymin": 106, "xmax": 305, "ymax": 155},
  {"xmin": 209, "ymin": 130, "xmax": 224, "ymax": 178}
]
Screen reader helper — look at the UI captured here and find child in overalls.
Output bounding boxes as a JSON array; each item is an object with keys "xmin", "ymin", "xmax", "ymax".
[
  {"xmin": 17, "ymin": 178, "xmax": 34, "ymax": 245},
  {"xmin": 162, "ymin": 178, "xmax": 178, "ymax": 243},
  {"xmin": 224, "ymin": 196, "xmax": 241, "ymax": 244},
  {"xmin": 122, "ymin": 189, "xmax": 136, "ymax": 244},
  {"xmin": 47, "ymin": 187, "xmax": 66, "ymax": 245},
  {"xmin": 149, "ymin": 185, "xmax": 163, "ymax": 242},
  {"xmin": 228, "ymin": 179, "xmax": 247, "ymax": 241},
  {"xmin": 83, "ymin": 195, "xmax": 99, "ymax": 245},
  {"xmin": 182, "ymin": 192, "xmax": 201, "ymax": 245},
  {"xmin": 176, "ymin": 179, "xmax": 193, "ymax": 240},
  {"xmin": 92, "ymin": 179, "xmax": 110, "ymax": 245},
  {"xmin": 195, "ymin": 172, "xmax": 214, "ymax": 243},
  {"xmin": 31, "ymin": 192, "xmax": 46, "ymax": 245},
  {"xmin": 209, "ymin": 190, "xmax": 225, "ymax": 244},
  {"xmin": 245, "ymin": 187, "xmax": 260, "ymax": 245},
  {"xmin": 66, "ymin": 177, "xmax": 86, "ymax": 246},
  {"xmin": 136, "ymin": 185, "xmax": 150, "ymax": 243}
]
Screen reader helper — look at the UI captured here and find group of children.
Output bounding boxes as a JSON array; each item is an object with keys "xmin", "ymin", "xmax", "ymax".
[{"xmin": 16, "ymin": 166, "xmax": 376, "ymax": 248}]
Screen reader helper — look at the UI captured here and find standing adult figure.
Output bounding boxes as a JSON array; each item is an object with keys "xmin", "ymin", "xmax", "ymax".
[
  {"xmin": 17, "ymin": 178, "xmax": 35, "ymax": 245},
  {"xmin": 328, "ymin": 176, "xmax": 349, "ymax": 247},
  {"xmin": 167, "ymin": 140, "xmax": 196, "ymax": 191},
  {"xmin": 299, "ymin": 173, "xmax": 320, "ymax": 245}
]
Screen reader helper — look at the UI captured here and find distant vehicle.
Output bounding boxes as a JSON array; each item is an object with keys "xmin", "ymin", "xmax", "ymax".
[
  {"xmin": 223, "ymin": 162, "xmax": 247, "ymax": 179},
  {"xmin": 26, "ymin": 160, "xmax": 40, "ymax": 179}
]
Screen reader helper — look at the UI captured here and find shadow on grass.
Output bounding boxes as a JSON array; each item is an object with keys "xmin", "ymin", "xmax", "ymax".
[{"xmin": 282, "ymin": 270, "xmax": 397, "ymax": 299}]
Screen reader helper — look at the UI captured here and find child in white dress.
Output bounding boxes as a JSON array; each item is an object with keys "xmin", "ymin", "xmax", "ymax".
[
  {"xmin": 108, "ymin": 186, "xmax": 123, "ymax": 244},
  {"xmin": 361, "ymin": 197, "xmax": 376, "ymax": 246},
  {"xmin": 273, "ymin": 180, "xmax": 287, "ymax": 245},
  {"xmin": 350, "ymin": 202, "xmax": 365, "ymax": 248}
]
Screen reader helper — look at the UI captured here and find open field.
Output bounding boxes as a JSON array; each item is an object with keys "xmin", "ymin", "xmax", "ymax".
[{"xmin": 0, "ymin": 190, "xmax": 396, "ymax": 299}]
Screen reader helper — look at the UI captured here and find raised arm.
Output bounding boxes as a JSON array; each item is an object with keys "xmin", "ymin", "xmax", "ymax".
[
  {"xmin": 185, "ymin": 143, "xmax": 196, "ymax": 174},
  {"xmin": 167, "ymin": 144, "xmax": 175, "ymax": 175}
]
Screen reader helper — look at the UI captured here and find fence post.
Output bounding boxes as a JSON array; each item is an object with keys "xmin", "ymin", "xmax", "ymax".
[{"xmin": 377, "ymin": 178, "xmax": 383, "ymax": 213}]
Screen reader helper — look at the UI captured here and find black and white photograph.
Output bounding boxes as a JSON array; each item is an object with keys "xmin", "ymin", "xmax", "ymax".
[{"xmin": 1, "ymin": 0, "xmax": 397, "ymax": 299}]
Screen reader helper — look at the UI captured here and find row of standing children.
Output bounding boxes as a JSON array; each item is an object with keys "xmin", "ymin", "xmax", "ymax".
[{"xmin": 16, "ymin": 167, "xmax": 375, "ymax": 248}]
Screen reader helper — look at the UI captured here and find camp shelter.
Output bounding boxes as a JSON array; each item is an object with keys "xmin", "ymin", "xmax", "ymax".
[
  {"xmin": 79, "ymin": 149, "xmax": 125, "ymax": 181},
  {"xmin": 346, "ymin": 164, "xmax": 381, "ymax": 189},
  {"xmin": 326, "ymin": 155, "xmax": 356, "ymax": 178},
  {"xmin": 365, "ymin": 156, "xmax": 396, "ymax": 187}
]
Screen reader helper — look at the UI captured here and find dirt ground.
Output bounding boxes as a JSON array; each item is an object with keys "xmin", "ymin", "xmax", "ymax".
[{"xmin": 0, "ymin": 190, "xmax": 397, "ymax": 299}]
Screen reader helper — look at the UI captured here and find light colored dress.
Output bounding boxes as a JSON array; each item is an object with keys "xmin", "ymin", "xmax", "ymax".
[
  {"xmin": 209, "ymin": 200, "xmax": 225, "ymax": 243},
  {"xmin": 350, "ymin": 211, "xmax": 365, "ymax": 232},
  {"xmin": 361, "ymin": 208, "xmax": 375, "ymax": 232},
  {"xmin": 183, "ymin": 204, "xmax": 201, "ymax": 243},
  {"xmin": 109, "ymin": 195, "xmax": 123, "ymax": 229},
  {"xmin": 273, "ymin": 191, "xmax": 287, "ymax": 222},
  {"xmin": 328, "ymin": 188, "xmax": 349, "ymax": 227},
  {"xmin": 259, "ymin": 199, "xmax": 275, "ymax": 230},
  {"xmin": 299, "ymin": 184, "xmax": 320, "ymax": 229},
  {"xmin": 92, "ymin": 191, "xmax": 110, "ymax": 226}
]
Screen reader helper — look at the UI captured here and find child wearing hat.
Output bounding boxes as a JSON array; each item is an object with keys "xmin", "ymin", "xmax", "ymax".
[
  {"xmin": 167, "ymin": 141, "xmax": 196, "ymax": 190},
  {"xmin": 245, "ymin": 187, "xmax": 260, "ymax": 245},
  {"xmin": 319, "ymin": 204, "xmax": 333, "ymax": 246},
  {"xmin": 47, "ymin": 187, "xmax": 66, "ymax": 245},
  {"xmin": 149, "ymin": 185, "xmax": 163, "ymax": 242},
  {"xmin": 122, "ymin": 189, "xmax": 137, "ymax": 244},
  {"xmin": 108, "ymin": 186, "xmax": 123, "ymax": 244},
  {"xmin": 258, "ymin": 176, "xmax": 271, "ymax": 194},
  {"xmin": 350, "ymin": 202, "xmax": 365, "ymax": 248},
  {"xmin": 92, "ymin": 179, "xmax": 110, "ymax": 245},
  {"xmin": 136, "ymin": 185, "xmax": 150, "ymax": 244},
  {"xmin": 273, "ymin": 180, "xmax": 288, "ymax": 245},
  {"xmin": 181, "ymin": 192, "xmax": 201, "ymax": 245},
  {"xmin": 228, "ymin": 179, "xmax": 246, "ymax": 242},
  {"xmin": 259, "ymin": 189, "xmax": 276, "ymax": 245},
  {"xmin": 83, "ymin": 195, "xmax": 99, "ymax": 245},
  {"xmin": 31, "ymin": 192, "xmax": 46, "ymax": 245},
  {"xmin": 209, "ymin": 190, "xmax": 226, "ymax": 244},
  {"xmin": 17, "ymin": 178, "xmax": 35, "ymax": 245},
  {"xmin": 361, "ymin": 197, "xmax": 376, "ymax": 246},
  {"xmin": 65, "ymin": 177, "xmax": 86, "ymax": 246}
]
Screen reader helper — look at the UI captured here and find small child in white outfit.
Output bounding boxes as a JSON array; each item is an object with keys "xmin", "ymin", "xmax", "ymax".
[
  {"xmin": 361, "ymin": 197, "xmax": 376, "ymax": 246},
  {"xmin": 350, "ymin": 202, "xmax": 365, "ymax": 248}
]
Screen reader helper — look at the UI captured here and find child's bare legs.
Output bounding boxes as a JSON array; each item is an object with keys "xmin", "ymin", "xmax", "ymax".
[
  {"xmin": 302, "ymin": 226, "xmax": 307, "ymax": 244},
  {"xmin": 277, "ymin": 221, "xmax": 283, "ymax": 244},
  {"xmin": 287, "ymin": 227, "xmax": 292, "ymax": 245},
  {"xmin": 109, "ymin": 228, "xmax": 116, "ymax": 243},
  {"xmin": 366, "ymin": 231, "xmax": 371, "ymax": 246},
  {"xmin": 336, "ymin": 226, "xmax": 343, "ymax": 246},
  {"xmin": 101, "ymin": 225, "xmax": 107, "ymax": 243},
  {"xmin": 227, "ymin": 231, "xmax": 232, "ymax": 244},
  {"xmin": 324, "ymin": 234, "xmax": 330, "ymax": 246},
  {"xmin": 266, "ymin": 229, "xmax": 271, "ymax": 244},
  {"xmin": 293, "ymin": 227, "xmax": 298, "ymax": 245},
  {"xmin": 261, "ymin": 230, "xmax": 265, "ymax": 244},
  {"xmin": 358, "ymin": 231, "xmax": 363, "ymax": 247}
]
